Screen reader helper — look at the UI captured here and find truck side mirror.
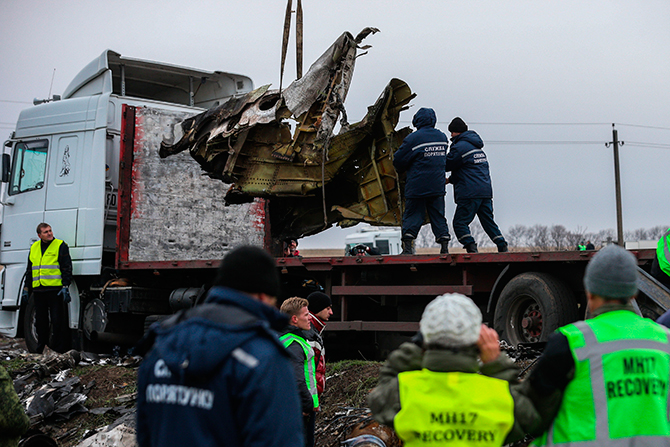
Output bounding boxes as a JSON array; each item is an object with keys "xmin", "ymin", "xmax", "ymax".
[{"xmin": 1, "ymin": 153, "xmax": 10, "ymax": 183}]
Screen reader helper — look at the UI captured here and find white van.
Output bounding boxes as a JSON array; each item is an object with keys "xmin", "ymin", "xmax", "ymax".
[{"xmin": 344, "ymin": 227, "xmax": 401, "ymax": 256}]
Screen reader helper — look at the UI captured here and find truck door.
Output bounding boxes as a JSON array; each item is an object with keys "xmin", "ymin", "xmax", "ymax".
[
  {"xmin": 0, "ymin": 139, "xmax": 49, "ymax": 312},
  {"xmin": 2, "ymin": 139, "xmax": 50, "ymax": 251}
]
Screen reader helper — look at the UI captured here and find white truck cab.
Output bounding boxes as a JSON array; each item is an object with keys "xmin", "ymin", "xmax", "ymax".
[
  {"xmin": 344, "ymin": 227, "xmax": 402, "ymax": 256},
  {"xmin": 0, "ymin": 50, "xmax": 252, "ymax": 347}
]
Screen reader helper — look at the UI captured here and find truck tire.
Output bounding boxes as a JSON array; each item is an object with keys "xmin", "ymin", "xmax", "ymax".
[{"xmin": 494, "ymin": 272, "xmax": 579, "ymax": 345}]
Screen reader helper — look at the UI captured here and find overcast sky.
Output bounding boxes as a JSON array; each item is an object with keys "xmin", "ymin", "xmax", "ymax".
[{"xmin": 1, "ymin": 0, "xmax": 668, "ymax": 248}]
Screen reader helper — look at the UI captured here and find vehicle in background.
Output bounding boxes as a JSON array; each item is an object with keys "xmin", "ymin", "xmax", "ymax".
[{"xmin": 344, "ymin": 228, "xmax": 401, "ymax": 256}]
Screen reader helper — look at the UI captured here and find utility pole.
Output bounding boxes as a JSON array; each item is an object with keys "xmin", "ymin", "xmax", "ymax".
[{"xmin": 606, "ymin": 124, "xmax": 624, "ymax": 246}]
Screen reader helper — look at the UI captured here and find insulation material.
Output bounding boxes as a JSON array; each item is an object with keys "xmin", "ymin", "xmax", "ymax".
[{"xmin": 127, "ymin": 107, "xmax": 266, "ymax": 263}]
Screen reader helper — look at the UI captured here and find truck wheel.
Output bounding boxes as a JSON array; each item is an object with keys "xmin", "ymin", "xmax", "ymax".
[
  {"xmin": 494, "ymin": 272, "xmax": 579, "ymax": 345},
  {"xmin": 24, "ymin": 293, "xmax": 41, "ymax": 353}
]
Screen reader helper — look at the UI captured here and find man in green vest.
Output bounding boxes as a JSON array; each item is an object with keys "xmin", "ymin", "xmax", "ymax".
[
  {"xmin": 523, "ymin": 244, "xmax": 670, "ymax": 446},
  {"xmin": 280, "ymin": 297, "xmax": 319, "ymax": 447},
  {"xmin": 368, "ymin": 293, "xmax": 544, "ymax": 447},
  {"xmin": 24, "ymin": 222, "xmax": 72, "ymax": 353},
  {"xmin": 651, "ymin": 227, "xmax": 670, "ymax": 289}
]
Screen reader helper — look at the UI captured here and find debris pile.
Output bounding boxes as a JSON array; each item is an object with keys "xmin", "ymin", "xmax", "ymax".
[
  {"xmin": 2, "ymin": 338, "xmax": 139, "ymax": 447},
  {"xmin": 2, "ymin": 337, "xmax": 544, "ymax": 447}
]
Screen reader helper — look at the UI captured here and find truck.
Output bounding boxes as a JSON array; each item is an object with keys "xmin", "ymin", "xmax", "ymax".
[
  {"xmin": 0, "ymin": 50, "xmax": 261, "ymax": 352},
  {"xmin": 1, "ymin": 50, "xmax": 668, "ymax": 359}
]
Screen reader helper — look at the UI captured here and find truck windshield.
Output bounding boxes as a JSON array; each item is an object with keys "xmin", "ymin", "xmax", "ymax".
[{"xmin": 9, "ymin": 140, "xmax": 48, "ymax": 195}]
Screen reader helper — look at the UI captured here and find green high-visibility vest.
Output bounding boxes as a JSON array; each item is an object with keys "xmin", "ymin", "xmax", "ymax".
[
  {"xmin": 29, "ymin": 239, "xmax": 64, "ymax": 288},
  {"xmin": 394, "ymin": 370, "xmax": 515, "ymax": 447},
  {"xmin": 279, "ymin": 332, "xmax": 319, "ymax": 409},
  {"xmin": 578, "ymin": 244, "xmax": 586, "ymax": 251},
  {"xmin": 657, "ymin": 228, "xmax": 670, "ymax": 276},
  {"xmin": 532, "ymin": 310, "xmax": 670, "ymax": 446}
]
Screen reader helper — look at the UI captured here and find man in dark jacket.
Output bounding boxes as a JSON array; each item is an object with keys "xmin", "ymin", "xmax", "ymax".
[
  {"xmin": 446, "ymin": 117, "xmax": 508, "ymax": 253},
  {"xmin": 136, "ymin": 246, "xmax": 304, "ymax": 447},
  {"xmin": 25, "ymin": 222, "xmax": 73, "ymax": 353},
  {"xmin": 305, "ymin": 291, "xmax": 332, "ymax": 400},
  {"xmin": 393, "ymin": 108, "xmax": 451, "ymax": 255}
]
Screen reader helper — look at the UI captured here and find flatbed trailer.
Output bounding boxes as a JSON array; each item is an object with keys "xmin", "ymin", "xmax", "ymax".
[{"xmin": 276, "ymin": 248, "xmax": 667, "ymax": 358}]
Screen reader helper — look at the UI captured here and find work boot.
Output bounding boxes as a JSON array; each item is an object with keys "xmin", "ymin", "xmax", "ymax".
[
  {"xmin": 465, "ymin": 242, "xmax": 478, "ymax": 253},
  {"xmin": 497, "ymin": 242, "xmax": 509, "ymax": 253},
  {"xmin": 401, "ymin": 239, "xmax": 415, "ymax": 255},
  {"xmin": 438, "ymin": 236, "xmax": 451, "ymax": 254}
]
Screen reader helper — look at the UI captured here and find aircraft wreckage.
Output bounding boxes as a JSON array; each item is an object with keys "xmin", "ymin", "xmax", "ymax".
[{"xmin": 160, "ymin": 28, "xmax": 416, "ymax": 241}]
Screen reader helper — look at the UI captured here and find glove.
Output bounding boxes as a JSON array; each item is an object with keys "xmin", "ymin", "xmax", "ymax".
[
  {"xmin": 410, "ymin": 330, "xmax": 424, "ymax": 347},
  {"xmin": 58, "ymin": 287, "xmax": 71, "ymax": 304},
  {"xmin": 22, "ymin": 289, "xmax": 29, "ymax": 301}
]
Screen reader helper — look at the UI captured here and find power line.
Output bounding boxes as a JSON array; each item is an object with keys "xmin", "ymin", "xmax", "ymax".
[
  {"xmin": 615, "ymin": 123, "xmax": 670, "ymax": 131},
  {"xmin": 469, "ymin": 122, "xmax": 611, "ymax": 126},
  {"xmin": 398, "ymin": 120, "xmax": 612, "ymax": 126},
  {"xmin": 625, "ymin": 142, "xmax": 670, "ymax": 149},
  {"xmin": 487, "ymin": 140, "xmax": 604, "ymax": 145},
  {"xmin": 397, "ymin": 120, "xmax": 670, "ymax": 131}
]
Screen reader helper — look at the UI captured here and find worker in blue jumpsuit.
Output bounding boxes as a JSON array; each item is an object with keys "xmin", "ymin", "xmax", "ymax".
[{"xmin": 393, "ymin": 108, "xmax": 451, "ymax": 255}]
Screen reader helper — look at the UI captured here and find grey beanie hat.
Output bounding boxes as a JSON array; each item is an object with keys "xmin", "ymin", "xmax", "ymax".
[
  {"xmin": 583, "ymin": 244, "xmax": 638, "ymax": 299},
  {"xmin": 420, "ymin": 293, "xmax": 482, "ymax": 348}
]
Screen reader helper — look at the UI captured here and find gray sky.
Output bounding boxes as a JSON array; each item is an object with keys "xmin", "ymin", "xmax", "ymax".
[{"xmin": 1, "ymin": 0, "xmax": 668, "ymax": 248}]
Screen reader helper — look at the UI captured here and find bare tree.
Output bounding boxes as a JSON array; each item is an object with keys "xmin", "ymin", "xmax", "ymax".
[
  {"xmin": 506, "ymin": 224, "xmax": 528, "ymax": 249},
  {"xmin": 429, "ymin": 223, "xmax": 667, "ymax": 250},
  {"xmin": 625, "ymin": 227, "xmax": 649, "ymax": 242},
  {"xmin": 415, "ymin": 225, "xmax": 439, "ymax": 248},
  {"xmin": 529, "ymin": 224, "xmax": 551, "ymax": 250},
  {"xmin": 648, "ymin": 225, "xmax": 668, "ymax": 241},
  {"xmin": 550, "ymin": 225, "xmax": 568, "ymax": 251}
]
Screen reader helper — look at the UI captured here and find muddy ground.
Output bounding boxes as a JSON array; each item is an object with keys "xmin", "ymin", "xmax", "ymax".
[
  {"xmin": 1, "ymin": 336, "xmax": 389, "ymax": 447},
  {"xmin": 1, "ymin": 336, "xmax": 539, "ymax": 447}
]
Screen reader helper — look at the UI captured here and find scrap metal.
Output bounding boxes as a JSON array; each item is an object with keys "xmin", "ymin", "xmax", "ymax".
[{"xmin": 160, "ymin": 28, "xmax": 416, "ymax": 240}]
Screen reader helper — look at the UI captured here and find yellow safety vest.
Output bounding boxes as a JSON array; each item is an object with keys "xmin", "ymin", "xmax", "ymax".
[
  {"xmin": 532, "ymin": 310, "xmax": 670, "ymax": 446},
  {"xmin": 658, "ymin": 228, "xmax": 670, "ymax": 275},
  {"xmin": 29, "ymin": 239, "xmax": 64, "ymax": 288},
  {"xmin": 279, "ymin": 332, "xmax": 319, "ymax": 409},
  {"xmin": 395, "ymin": 370, "xmax": 515, "ymax": 447}
]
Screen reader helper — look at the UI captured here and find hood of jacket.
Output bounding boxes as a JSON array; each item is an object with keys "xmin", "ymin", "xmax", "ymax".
[
  {"xmin": 147, "ymin": 286, "xmax": 289, "ymax": 379},
  {"xmin": 451, "ymin": 130, "xmax": 483, "ymax": 149},
  {"xmin": 412, "ymin": 107, "xmax": 437, "ymax": 129}
]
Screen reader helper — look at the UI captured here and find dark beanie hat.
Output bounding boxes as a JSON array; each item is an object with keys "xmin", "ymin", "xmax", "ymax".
[
  {"xmin": 214, "ymin": 246, "xmax": 280, "ymax": 297},
  {"xmin": 583, "ymin": 244, "xmax": 638, "ymax": 299},
  {"xmin": 307, "ymin": 291, "xmax": 331, "ymax": 313},
  {"xmin": 448, "ymin": 117, "xmax": 468, "ymax": 133}
]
